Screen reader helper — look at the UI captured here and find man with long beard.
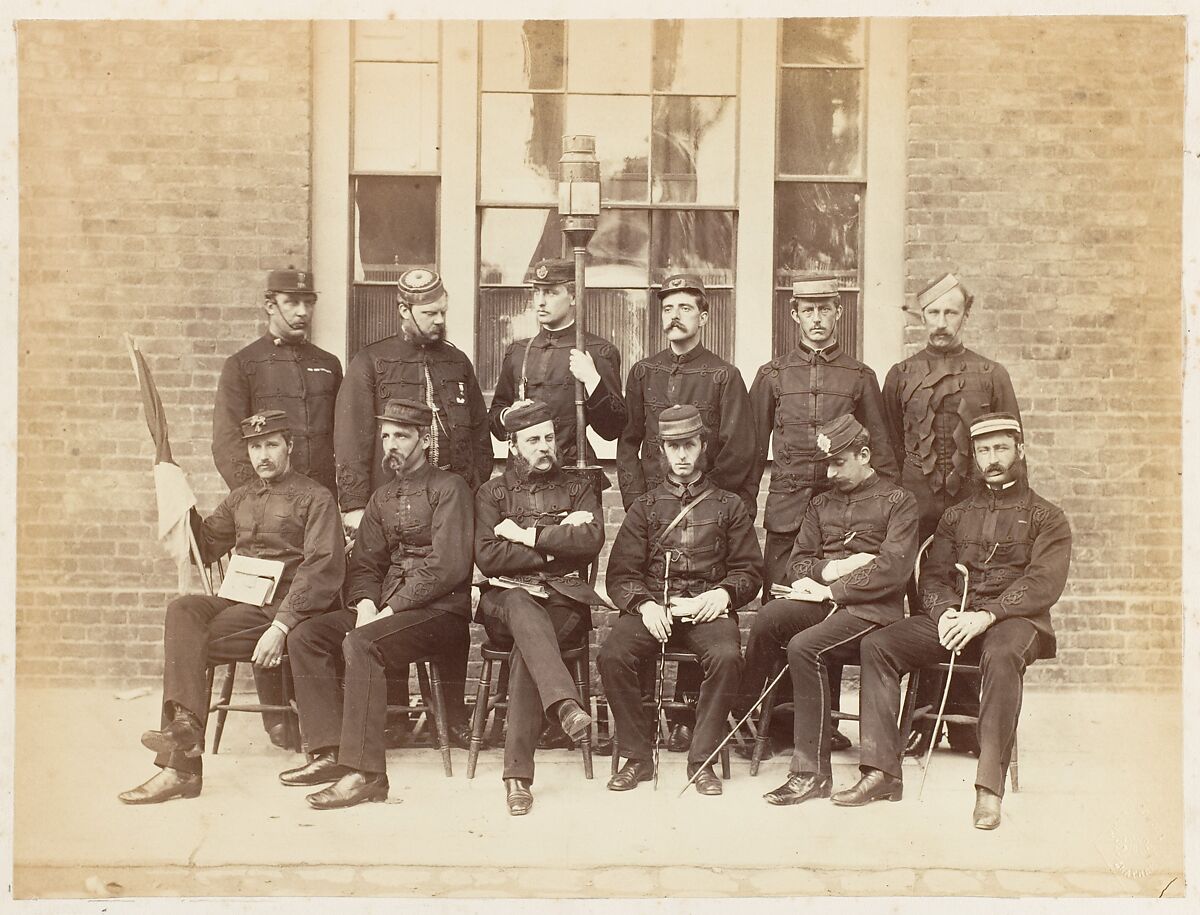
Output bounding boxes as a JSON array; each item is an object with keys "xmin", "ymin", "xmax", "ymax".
[
  {"xmin": 473, "ymin": 401, "xmax": 605, "ymax": 815},
  {"xmin": 281, "ymin": 399, "xmax": 474, "ymax": 809}
]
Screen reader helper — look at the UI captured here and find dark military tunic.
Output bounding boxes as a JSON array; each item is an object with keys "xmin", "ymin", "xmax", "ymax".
[
  {"xmin": 617, "ymin": 344, "xmax": 757, "ymax": 516},
  {"xmin": 212, "ymin": 335, "xmax": 342, "ymax": 493},
  {"xmin": 489, "ymin": 324, "xmax": 627, "ymax": 468},
  {"xmin": 882, "ymin": 343, "xmax": 1021, "ymax": 537},
  {"xmin": 335, "ymin": 333, "xmax": 492, "ymax": 512}
]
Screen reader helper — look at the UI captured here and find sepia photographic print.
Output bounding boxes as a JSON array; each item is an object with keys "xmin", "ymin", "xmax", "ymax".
[{"xmin": 5, "ymin": 0, "xmax": 1196, "ymax": 909}]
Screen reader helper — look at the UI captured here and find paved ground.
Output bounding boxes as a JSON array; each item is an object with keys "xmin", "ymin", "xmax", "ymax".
[{"xmin": 12, "ymin": 686, "xmax": 1186, "ymax": 900}]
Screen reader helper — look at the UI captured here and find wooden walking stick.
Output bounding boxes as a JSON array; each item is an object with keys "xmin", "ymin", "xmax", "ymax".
[{"xmin": 919, "ymin": 562, "xmax": 971, "ymax": 800}]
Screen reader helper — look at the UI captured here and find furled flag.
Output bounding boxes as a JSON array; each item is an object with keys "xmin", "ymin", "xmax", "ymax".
[{"xmin": 124, "ymin": 334, "xmax": 200, "ymax": 594}]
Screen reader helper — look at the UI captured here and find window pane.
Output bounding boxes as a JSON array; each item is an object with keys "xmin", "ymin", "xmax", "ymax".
[
  {"xmin": 481, "ymin": 20, "xmax": 564, "ymax": 91},
  {"xmin": 773, "ymin": 290, "xmax": 859, "ymax": 359},
  {"xmin": 349, "ymin": 284, "xmax": 400, "ymax": 361},
  {"xmin": 780, "ymin": 18, "xmax": 864, "ymax": 66},
  {"xmin": 565, "ymin": 95, "xmax": 650, "ymax": 203},
  {"xmin": 567, "ymin": 20, "xmax": 651, "ymax": 94},
  {"xmin": 355, "ymin": 21, "xmax": 439, "ymax": 62},
  {"xmin": 651, "ymin": 96, "xmax": 736, "ymax": 205},
  {"xmin": 353, "ymin": 177, "xmax": 438, "ymax": 282},
  {"xmin": 653, "ymin": 20, "xmax": 737, "ymax": 94},
  {"xmin": 650, "ymin": 210, "xmax": 734, "ymax": 286},
  {"xmin": 774, "ymin": 182, "xmax": 862, "ymax": 287},
  {"xmin": 584, "ymin": 289, "xmax": 652, "ymax": 368},
  {"xmin": 353, "ymin": 62, "xmax": 438, "ymax": 172},
  {"xmin": 585, "ymin": 209, "xmax": 649, "ymax": 288},
  {"xmin": 479, "ymin": 93, "xmax": 563, "ymax": 202},
  {"xmin": 479, "ymin": 207, "xmax": 562, "ymax": 285},
  {"xmin": 778, "ymin": 69, "xmax": 863, "ymax": 176},
  {"xmin": 476, "ymin": 287, "xmax": 542, "ymax": 390}
]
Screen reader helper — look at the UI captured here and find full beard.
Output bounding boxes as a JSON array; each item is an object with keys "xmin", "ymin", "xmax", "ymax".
[{"xmin": 510, "ymin": 450, "xmax": 559, "ymax": 481}]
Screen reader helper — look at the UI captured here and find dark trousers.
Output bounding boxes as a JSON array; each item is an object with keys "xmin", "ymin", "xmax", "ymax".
[
  {"xmin": 289, "ymin": 604, "xmax": 470, "ymax": 775},
  {"xmin": 598, "ymin": 614, "xmax": 742, "ymax": 766},
  {"xmin": 156, "ymin": 595, "xmax": 274, "ymax": 775},
  {"xmin": 763, "ymin": 530, "xmax": 797, "ymax": 599},
  {"xmin": 858, "ymin": 614, "xmax": 1041, "ymax": 796},
  {"xmin": 478, "ymin": 588, "xmax": 589, "ymax": 781},
  {"xmin": 253, "ymin": 666, "xmax": 284, "ymax": 732},
  {"xmin": 742, "ymin": 600, "xmax": 876, "ymax": 775}
]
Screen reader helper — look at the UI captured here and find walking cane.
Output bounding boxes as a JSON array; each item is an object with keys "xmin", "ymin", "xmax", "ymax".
[
  {"xmin": 653, "ymin": 550, "xmax": 678, "ymax": 790},
  {"xmin": 918, "ymin": 563, "xmax": 970, "ymax": 800}
]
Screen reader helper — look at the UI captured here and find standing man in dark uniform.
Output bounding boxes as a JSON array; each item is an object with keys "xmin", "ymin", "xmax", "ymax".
[
  {"xmin": 489, "ymin": 258, "xmax": 627, "ymax": 472},
  {"xmin": 599, "ymin": 405, "xmax": 764, "ymax": 796},
  {"xmin": 335, "ymin": 268, "xmax": 491, "ymax": 735},
  {"xmin": 749, "ymin": 275, "xmax": 897, "ymax": 751},
  {"xmin": 617, "ymin": 272, "xmax": 757, "ymax": 754},
  {"xmin": 834, "ymin": 413, "xmax": 1070, "ymax": 830},
  {"xmin": 119, "ymin": 411, "xmax": 345, "ymax": 804},
  {"xmin": 282, "ymin": 399, "xmax": 474, "ymax": 809},
  {"xmin": 882, "ymin": 273, "xmax": 1021, "ymax": 753},
  {"xmin": 740, "ymin": 415, "xmax": 919, "ymax": 806},
  {"xmin": 473, "ymin": 401, "xmax": 605, "ymax": 816},
  {"xmin": 212, "ymin": 267, "xmax": 342, "ymax": 742}
]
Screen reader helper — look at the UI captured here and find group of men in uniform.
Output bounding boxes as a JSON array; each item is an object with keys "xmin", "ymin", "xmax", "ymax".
[{"xmin": 119, "ymin": 257, "xmax": 1070, "ymax": 831}]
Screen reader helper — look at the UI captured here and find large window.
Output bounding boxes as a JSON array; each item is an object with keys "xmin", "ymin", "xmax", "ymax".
[
  {"xmin": 475, "ymin": 20, "xmax": 739, "ymax": 390},
  {"xmin": 773, "ymin": 18, "xmax": 865, "ymax": 358},
  {"xmin": 348, "ymin": 22, "xmax": 441, "ymax": 358}
]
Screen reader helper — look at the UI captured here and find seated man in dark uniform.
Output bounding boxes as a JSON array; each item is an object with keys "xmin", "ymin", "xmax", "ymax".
[
  {"xmin": 740, "ymin": 414, "xmax": 919, "ymax": 806},
  {"xmin": 119, "ymin": 410, "xmax": 345, "ymax": 804},
  {"xmin": 474, "ymin": 400, "xmax": 605, "ymax": 816},
  {"xmin": 834, "ymin": 412, "xmax": 1071, "ymax": 829},
  {"xmin": 599, "ymin": 405, "xmax": 764, "ymax": 796},
  {"xmin": 281, "ymin": 398, "xmax": 474, "ymax": 809}
]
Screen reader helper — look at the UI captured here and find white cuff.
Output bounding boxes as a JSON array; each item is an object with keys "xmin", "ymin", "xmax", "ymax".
[{"xmin": 271, "ymin": 619, "xmax": 290, "ymax": 635}]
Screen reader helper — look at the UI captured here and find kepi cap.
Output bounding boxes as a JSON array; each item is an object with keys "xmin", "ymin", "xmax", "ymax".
[
  {"xmin": 397, "ymin": 268, "xmax": 446, "ymax": 307},
  {"xmin": 376, "ymin": 398, "xmax": 433, "ymax": 428},
  {"xmin": 658, "ymin": 404, "xmax": 705, "ymax": 442},
  {"xmin": 970, "ymin": 412, "xmax": 1022, "ymax": 439},
  {"xmin": 815, "ymin": 414, "xmax": 867, "ymax": 458},
  {"xmin": 657, "ymin": 273, "xmax": 707, "ymax": 299},
  {"xmin": 528, "ymin": 258, "xmax": 575, "ymax": 287},
  {"xmin": 791, "ymin": 275, "xmax": 841, "ymax": 300},
  {"xmin": 503, "ymin": 400, "xmax": 554, "ymax": 435},
  {"xmin": 241, "ymin": 409, "xmax": 290, "ymax": 440},
  {"xmin": 915, "ymin": 273, "xmax": 968, "ymax": 311},
  {"xmin": 266, "ymin": 266, "xmax": 316, "ymax": 295}
]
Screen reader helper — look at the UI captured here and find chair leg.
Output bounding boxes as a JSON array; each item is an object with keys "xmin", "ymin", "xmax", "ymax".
[
  {"xmin": 899, "ymin": 669, "xmax": 921, "ymax": 742},
  {"xmin": 720, "ymin": 744, "xmax": 731, "ymax": 780},
  {"xmin": 203, "ymin": 665, "xmax": 215, "ymax": 754},
  {"xmin": 281, "ymin": 655, "xmax": 302, "ymax": 753},
  {"xmin": 488, "ymin": 661, "xmax": 510, "ymax": 749},
  {"xmin": 212, "ymin": 662, "xmax": 236, "ymax": 755},
  {"xmin": 750, "ymin": 666, "xmax": 781, "ymax": 777},
  {"xmin": 572, "ymin": 652, "xmax": 593, "ymax": 780},
  {"xmin": 467, "ymin": 658, "xmax": 494, "ymax": 780},
  {"xmin": 1009, "ymin": 730, "xmax": 1019, "ymax": 793},
  {"xmin": 420, "ymin": 661, "xmax": 453, "ymax": 778}
]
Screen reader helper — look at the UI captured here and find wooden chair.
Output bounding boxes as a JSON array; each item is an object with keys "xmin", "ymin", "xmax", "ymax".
[
  {"xmin": 383, "ymin": 657, "xmax": 457, "ymax": 777},
  {"xmin": 207, "ymin": 656, "xmax": 301, "ymax": 754}
]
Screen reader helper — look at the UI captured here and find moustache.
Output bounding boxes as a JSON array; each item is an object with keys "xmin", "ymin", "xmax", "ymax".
[
  {"xmin": 666, "ymin": 321, "xmax": 686, "ymax": 331},
  {"xmin": 984, "ymin": 464, "xmax": 1004, "ymax": 474}
]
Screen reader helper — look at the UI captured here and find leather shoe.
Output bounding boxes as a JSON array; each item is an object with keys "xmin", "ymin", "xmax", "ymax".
[
  {"xmin": 667, "ymin": 723, "xmax": 693, "ymax": 753},
  {"xmin": 831, "ymin": 769, "xmax": 903, "ymax": 806},
  {"xmin": 763, "ymin": 772, "xmax": 832, "ymax": 806},
  {"xmin": 735, "ymin": 734, "xmax": 780, "ymax": 762},
  {"xmin": 972, "ymin": 786, "xmax": 1002, "ymax": 830},
  {"xmin": 447, "ymin": 721, "xmax": 473, "ymax": 750},
  {"xmin": 140, "ymin": 718, "xmax": 203, "ymax": 758},
  {"xmin": 267, "ymin": 723, "xmax": 290, "ymax": 749},
  {"xmin": 556, "ymin": 700, "xmax": 593, "ymax": 743},
  {"xmin": 279, "ymin": 751, "xmax": 349, "ymax": 787},
  {"xmin": 505, "ymin": 778, "xmax": 533, "ymax": 816},
  {"xmin": 306, "ymin": 771, "xmax": 389, "ymax": 810},
  {"xmin": 687, "ymin": 763, "xmax": 722, "ymax": 796},
  {"xmin": 829, "ymin": 727, "xmax": 852, "ymax": 752},
  {"xmin": 591, "ymin": 735, "xmax": 614, "ymax": 757},
  {"xmin": 537, "ymin": 722, "xmax": 572, "ymax": 750},
  {"xmin": 118, "ymin": 768, "xmax": 202, "ymax": 805},
  {"xmin": 606, "ymin": 758, "xmax": 654, "ymax": 791}
]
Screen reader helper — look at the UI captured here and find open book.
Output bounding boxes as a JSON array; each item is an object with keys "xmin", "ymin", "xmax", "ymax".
[{"xmin": 217, "ymin": 554, "xmax": 286, "ymax": 607}]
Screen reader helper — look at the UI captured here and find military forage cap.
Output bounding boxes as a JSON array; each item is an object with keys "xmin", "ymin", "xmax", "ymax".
[
  {"xmin": 915, "ymin": 272, "xmax": 968, "ymax": 311},
  {"xmin": 528, "ymin": 258, "xmax": 575, "ymax": 287},
  {"xmin": 240, "ymin": 409, "xmax": 291, "ymax": 440},
  {"xmin": 266, "ymin": 266, "xmax": 316, "ymax": 295},
  {"xmin": 376, "ymin": 397, "xmax": 433, "ymax": 428},
  {"xmin": 791, "ymin": 275, "xmax": 841, "ymax": 300},
  {"xmin": 397, "ymin": 268, "xmax": 446, "ymax": 307},
  {"xmin": 816, "ymin": 414, "xmax": 867, "ymax": 459},
  {"xmin": 970, "ymin": 412, "xmax": 1022, "ymax": 439},
  {"xmin": 503, "ymin": 399, "xmax": 554, "ymax": 435},
  {"xmin": 658, "ymin": 404, "xmax": 705, "ymax": 442},
  {"xmin": 657, "ymin": 273, "xmax": 707, "ymax": 299}
]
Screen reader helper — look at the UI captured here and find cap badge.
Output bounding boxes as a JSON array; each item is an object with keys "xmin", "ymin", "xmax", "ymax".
[
  {"xmin": 816, "ymin": 432, "xmax": 832, "ymax": 455},
  {"xmin": 535, "ymin": 264, "xmax": 549, "ymax": 280},
  {"xmin": 249, "ymin": 414, "xmax": 267, "ymax": 433},
  {"xmin": 406, "ymin": 268, "xmax": 433, "ymax": 288},
  {"xmin": 669, "ymin": 277, "xmax": 684, "ymax": 288},
  {"xmin": 296, "ymin": 272, "xmax": 307, "ymax": 288}
]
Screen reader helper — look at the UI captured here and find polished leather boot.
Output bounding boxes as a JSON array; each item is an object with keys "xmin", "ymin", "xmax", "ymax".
[
  {"xmin": 556, "ymin": 700, "xmax": 593, "ymax": 743},
  {"xmin": 831, "ymin": 768, "xmax": 904, "ymax": 806},
  {"xmin": 279, "ymin": 751, "xmax": 349, "ymax": 787},
  {"xmin": 306, "ymin": 771, "xmax": 389, "ymax": 810},
  {"xmin": 446, "ymin": 721, "xmax": 473, "ymax": 750},
  {"xmin": 267, "ymin": 723, "xmax": 291, "ymax": 749},
  {"xmin": 829, "ymin": 727, "xmax": 852, "ymax": 752},
  {"xmin": 972, "ymin": 786, "xmax": 1002, "ymax": 830},
  {"xmin": 118, "ymin": 768, "xmax": 202, "ymax": 805},
  {"xmin": 763, "ymin": 772, "xmax": 832, "ymax": 806},
  {"xmin": 505, "ymin": 778, "xmax": 533, "ymax": 816},
  {"xmin": 667, "ymin": 724, "xmax": 693, "ymax": 753},
  {"xmin": 687, "ymin": 762, "xmax": 722, "ymax": 796},
  {"xmin": 140, "ymin": 707, "xmax": 204, "ymax": 758},
  {"xmin": 606, "ymin": 758, "xmax": 654, "ymax": 791}
]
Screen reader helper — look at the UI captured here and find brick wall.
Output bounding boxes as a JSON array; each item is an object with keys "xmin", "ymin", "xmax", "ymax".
[
  {"xmin": 905, "ymin": 17, "xmax": 1184, "ymax": 687},
  {"xmin": 17, "ymin": 21, "xmax": 313, "ymax": 685}
]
